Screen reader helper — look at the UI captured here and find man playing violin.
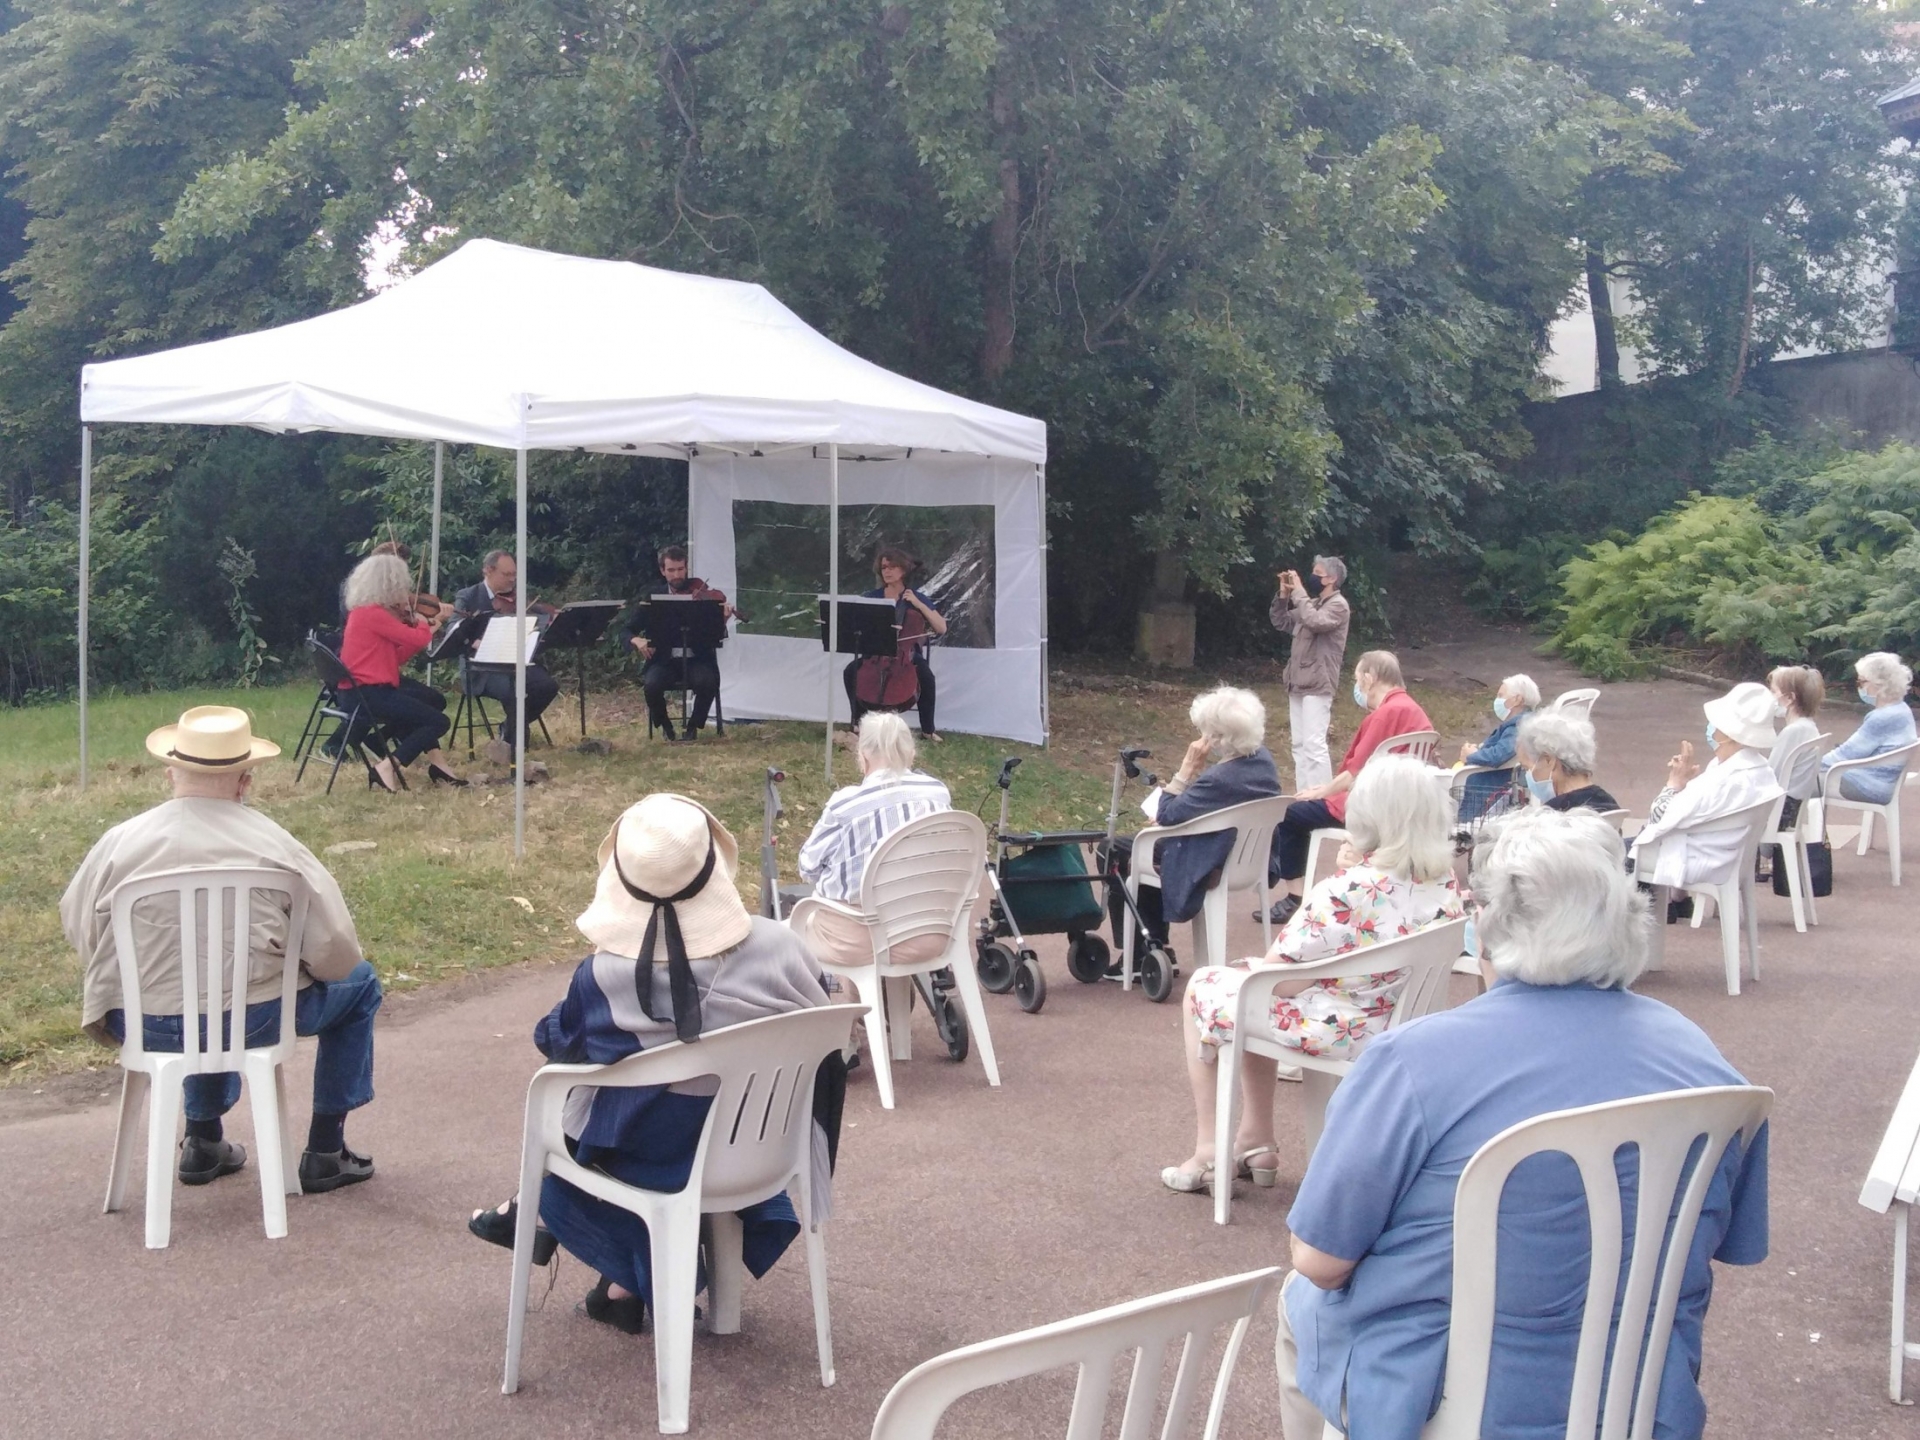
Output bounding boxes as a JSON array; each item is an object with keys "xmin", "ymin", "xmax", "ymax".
[
  {"xmin": 844, "ymin": 546, "xmax": 947, "ymax": 740},
  {"xmin": 626, "ymin": 544, "xmax": 731, "ymax": 742},
  {"xmin": 452, "ymin": 549, "xmax": 561, "ymax": 766}
]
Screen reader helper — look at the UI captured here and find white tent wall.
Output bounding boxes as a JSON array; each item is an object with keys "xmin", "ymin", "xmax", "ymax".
[{"xmin": 689, "ymin": 450, "xmax": 1048, "ymax": 745}]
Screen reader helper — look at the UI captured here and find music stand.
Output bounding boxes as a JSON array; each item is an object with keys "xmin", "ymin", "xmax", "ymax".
[
  {"xmin": 426, "ymin": 609, "xmax": 489, "ymax": 664},
  {"xmin": 817, "ymin": 596, "xmax": 899, "ymax": 658},
  {"xmin": 637, "ymin": 596, "xmax": 729, "ymax": 736},
  {"xmin": 539, "ymin": 599, "xmax": 626, "ymax": 737}
]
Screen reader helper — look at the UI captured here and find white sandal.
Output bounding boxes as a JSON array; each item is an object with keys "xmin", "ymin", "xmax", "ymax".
[
  {"xmin": 1159, "ymin": 1160, "xmax": 1215, "ymax": 1194},
  {"xmin": 1235, "ymin": 1146, "xmax": 1281, "ymax": 1188}
]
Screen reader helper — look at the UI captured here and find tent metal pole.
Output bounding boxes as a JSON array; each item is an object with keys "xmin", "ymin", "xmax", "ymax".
[
  {"xmin": 514, "ymin": 440, "xmax": 528, "ymax": 859},
  {"xmin": 427, "ymin": 441, "xmax": 444, "ymax": 686},
  {"xmin": 78, "ymin": 426, "xmax": 92, "ymax": 790},
  {"xmin": 825, "ymin": 442, "xmax": 839, "ymax": 783},
  {"xmin": 1038, "ymin": 463, "xmax": 1050, "ymax": 748}
]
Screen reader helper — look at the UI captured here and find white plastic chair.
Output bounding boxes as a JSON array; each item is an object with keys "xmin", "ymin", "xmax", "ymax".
[
  {"xmin": 502, "ymin": 1003, "xmax": 866, "ymax": 1434},
  {"xmin": 1764, "ymin": 732, "xmax": 1834, "ymax": 932},
  {"xmin": 1377, "ymin": 728, "xmax": 1440, "ymax": 764},
  {"xmin": 1549, "ymin": 687, "xmax": 1601, "ymax": 720},
  {"xmin": 1211, "ymin": 916, "xmax": 1468, "ymax": 1225},
  {"xmin": 786, "ymin": 811, "xmax": 997, "ymax": 1110},
  {"xmin": 1450, "ymin": 763, "xmax": 1516, "ymax": 821},
  {"xmin": 102, "ymin": 866, "xmax": 308, "ymax": 1250},
  {"xmin": 1823, "ymin": 738, "xmax": 1920, "ymax": 886},
  {"xmin": 1123, "ymin": 795, "xmax": 1292, "ymax": 988},
  {"xmin": 870, "ymin": 1267, "xmax": 1283, "ymax": 1440},
  {"xmin": 1636, "ymin": 796, "xmax": 1780, "ymax": 997},
  {"xmin": 1414, "ymin": 1086, "xmax": 1772, "ymax": 1440}
]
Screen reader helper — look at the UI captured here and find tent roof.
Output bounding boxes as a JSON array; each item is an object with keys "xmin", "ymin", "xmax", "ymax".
[{"xmin": 79, "ymin": 239, "xmax": 1046, "ymax": 463}]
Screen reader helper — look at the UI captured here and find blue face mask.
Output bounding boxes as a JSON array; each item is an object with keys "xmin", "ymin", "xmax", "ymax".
[
  {"xmin": 1352, "ymin": 683, "xmax": 1368, "ymax": 710},
  {"xmin": 1526, "ymin": 770, "xmax": 1555, "ymax": 802},
  {"xmin": 1860, "ymin": 688, "xmax": 1875, "ymax": 706},
  {"xmin": 1493, "ymin": 696, "xmax": 1510, "ymax": 722},
  {"xmin": 1705, "ymin": 722, "xmax": 1718, "ymax": 747}
]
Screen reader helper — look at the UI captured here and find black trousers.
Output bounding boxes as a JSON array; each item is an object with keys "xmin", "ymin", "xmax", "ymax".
[
  {"xmin": 1094, "ymin": 836, "xmax": 1169, "ymax": 945},
  {"xmin": 642, "ymin": 653, "xmax": 719, "ymax": 733},
  {"xmin": 352, "ymin": 680, "xmax": 449, "ymax": 766},
  {"xmin": 843, "ymin": 656, "xmax": 937, "ymax": 735},
  {"xmin": 471, "ymin": 664, "xmax": 560, "ymax": 746},
  {"xmin": 1273, "ymin": 798, "xmax": 1341, "ymax": 881}
]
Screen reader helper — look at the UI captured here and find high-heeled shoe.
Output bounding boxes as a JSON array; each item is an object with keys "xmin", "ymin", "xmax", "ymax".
[
  {"xmin": 427, "ymin": 762, "xmax": 468, "ymax": 788},
  {"xmin": 365, "ymin": 757, "xmax": 402, "ymax": 794},
  {"xmin": 468, "ymin": 1200, "xmax": 558, "ymax": 1265},
  {"xmin": 580, "ymin": 1275, "xmax": 648, "ymax": 1334},
  {"xmin": 1234, "ymin": 1145, "xmax": 1281, "ymax": 1187}
]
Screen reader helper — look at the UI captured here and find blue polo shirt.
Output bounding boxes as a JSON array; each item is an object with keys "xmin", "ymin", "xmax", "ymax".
[{"xmin": 1286, "ymin": 981, "xmax": 1769, "ymax": 1440}]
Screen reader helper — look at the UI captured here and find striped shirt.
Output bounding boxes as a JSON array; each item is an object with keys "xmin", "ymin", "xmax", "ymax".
[{"xmin": 798, "ymin": 769, "xmax": 953, "ymax": 901}]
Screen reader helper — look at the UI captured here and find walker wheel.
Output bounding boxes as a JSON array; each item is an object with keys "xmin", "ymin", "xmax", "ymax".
[
  {"xmin": 1066, "ymin": 933, "xmax": 1111, "ymax": 984},
  {"xmin": 1013, "ymin": 952, "xmax": 1047, "ymax": 1013},
  {"xmin": 1139, "ymin": 947, "xmax": 1177, "ymax": 1003},
  {"xmin": 932, "ymin": 988, "xmax": 970, "ymax": 1062},
  {"xmin": 977, "ymin": 941, "xmax": 1018, "ymax": 994}
]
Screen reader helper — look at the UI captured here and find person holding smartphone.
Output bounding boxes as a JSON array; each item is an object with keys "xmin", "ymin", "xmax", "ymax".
[{"xmin": 1269, "ymin": 556, "xmax": 1351, "ymax": 792}]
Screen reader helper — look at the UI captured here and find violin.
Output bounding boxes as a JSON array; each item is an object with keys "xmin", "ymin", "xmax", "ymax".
[
  {"xmin": 854, "ymin": 593, "xmax": 929, "ymax": 710},
  {"xmin": 481, "ymin": 587, "xmax": 558, "ymax": 620}
]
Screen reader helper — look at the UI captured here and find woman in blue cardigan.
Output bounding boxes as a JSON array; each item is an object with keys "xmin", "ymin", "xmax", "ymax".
[
  {"xmin": 1455, "ymin": 674, "xmax": 1539, "ymax": 821},
  {"xmin": 1822, "ymin": 652, "xmax": 1917, "ymax": 804}
]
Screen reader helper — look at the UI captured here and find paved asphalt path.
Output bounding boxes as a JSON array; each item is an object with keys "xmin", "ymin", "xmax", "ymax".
[{"xmin": 4, "ymin": 634, "xmax": 1915, "ymax": 1438}]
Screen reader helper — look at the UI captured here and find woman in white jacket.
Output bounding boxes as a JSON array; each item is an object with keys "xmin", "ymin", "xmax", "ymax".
[{"xmin": 1630, "ymin": 682, "xmax": 1783, "ymax": 891}]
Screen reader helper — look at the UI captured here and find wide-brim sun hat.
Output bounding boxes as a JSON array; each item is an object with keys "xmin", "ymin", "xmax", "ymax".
[
  {"xmin": 1703, "ymin": 681, "xmax": 1778, "ymax": 750},
  {"xmin": 145, "ymin": 705, "xmax": 280, "ymax": 771},
  {"xmin": 576, "ymin": 794, "xmax": 753, "ymax": 960}
]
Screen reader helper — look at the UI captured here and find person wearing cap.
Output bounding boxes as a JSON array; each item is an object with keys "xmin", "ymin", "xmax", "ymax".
[
  {"xmin": 467, "ymin": 794, "xmax": 836, "ymax": 1334},
  {"xmin": 60, "ymin": 706, "xmax": 383, "ymax": 1194},
  {"xmin": 1629, "ymin": 681, "xmax": 1784, "ymax": 892}
]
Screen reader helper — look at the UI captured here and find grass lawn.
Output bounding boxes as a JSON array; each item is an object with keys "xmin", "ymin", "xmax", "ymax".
[{"xmin": 0, "ymin": 660, "xmax": 1487, "ymax": 1077}]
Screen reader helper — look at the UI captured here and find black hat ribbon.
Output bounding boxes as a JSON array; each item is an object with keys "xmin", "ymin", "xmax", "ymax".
[{"xmin": 613, "ymin": 829, "xmax": 717, "ymax": 1043}]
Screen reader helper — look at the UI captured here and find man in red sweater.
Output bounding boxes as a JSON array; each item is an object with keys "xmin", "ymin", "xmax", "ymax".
[{"xmin": 1265, "ymin": 650, "xmax": 1433, "ymax": 925}]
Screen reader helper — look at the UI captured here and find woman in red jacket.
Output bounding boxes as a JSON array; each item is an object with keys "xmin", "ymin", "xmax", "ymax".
[{"xmin": 339, "ymin": 554, "xmax": 464, "ymax": 791}]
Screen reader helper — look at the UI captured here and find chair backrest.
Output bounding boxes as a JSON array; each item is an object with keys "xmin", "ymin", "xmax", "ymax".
[
  {"xmin": 856, "ymin": 810, "xmax": 989, "ymax": 955},
  {"xmin": 1669, "ymin": 796, "xmax": 1780, "ymax": 881},
  {"xmin": 1771, "ymin": 731, "xmax": 1832, "ymax": 810},
  {"xmin": 1550, "ymin": 687, "xmax": 1601, "ymax": 720},
  {"xmin": 306, "ymin": 634, "xmax": 354, "ymax": 692},
  {"xmin": 1825, "ymin": 737, "xmax": 1920, "ymax": 794},
  {"xmin": 1424, "ymin": 1086, "xmax": 1772, "ymax": 1440},
  {"xmin": 529, "ymin": 1004, "xmax": 866, "ymax": 1215},
  {"xmin": 1375, "ymin": 729, "xmax": 1440, "ymax": 764},
  {"xmin": 1136, "ymin": 795, "xmax": 1292, "ymax": 890},
  {"xmin": 869, "ymin": 1267, "xmax": 1283, "ymax": 1440},
  {"xmin": 108, "ymin": 866, "xmax": 310, "ymax": 1072},
  {"xmin": 1597, "ymin": 808, "xmax": 1629, "ymax": 833},
  {"xmin": 1246, "ymin": 916, "xmax": 1469, "ymax": 1035}
]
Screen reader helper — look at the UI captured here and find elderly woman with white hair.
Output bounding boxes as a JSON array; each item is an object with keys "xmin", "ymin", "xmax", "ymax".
[
  {"xmin": 1456, "ymin": 673, "xmax": 1540, "ymax": 821},
  {"xmin": 1161, "ymin": 756, "xmax": 1462, "ymax": 1194},
  {"xmin": 1628, "ymin": 681, "xmax": 1782, "ymax": 895},
  {"xmin": 1273, "ymin": 807, "xmax": 1769, "ymax": 1440},
  {"xmin": 1514, "ymin": 709, "xmax": 1618, "ymax": 812},
  {"xmin": 1102, "ymin": 686, "xmax": 1283, "ymax": 954},
  {"xmin": 1820, "ymin": 651, "xmax": 1917, "ymax": 806}
]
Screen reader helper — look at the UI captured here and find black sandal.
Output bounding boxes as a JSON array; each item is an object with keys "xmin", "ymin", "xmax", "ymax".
[
  {"xmin": 580, "ymin": 1275, "xmax": 648, "ymax": 1334},
  {"xmin": 468, "ymin": 1200, "xmax": 558, "ymax": 1265}
]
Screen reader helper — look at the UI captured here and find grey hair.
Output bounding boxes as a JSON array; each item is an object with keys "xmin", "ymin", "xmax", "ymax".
[
  {"xmin": 1473, "ymin": 808, "xmax": 1646, "ymax": 989},
  {"xmin": 1502, "ymin": 674, "xmax": 1541, "ymax": 710},
  {"xmin": 1343, "ymin": 754, "xmax": 1454, "ymax": 883},
  {"xmin": 343, "ymin": 553, "xmax": 410, "ymax": 612},
  {"xmin": 1355, "ymin": 649, "xmax": 1403, "ymax": 689},
  {"xmin": 1856, "ymin": 652, "xmax": 1914, "ymax": 705},
  {"xmin": 483, "ymin": 549, "xmax": 512, "ymax": 571},
  {"xmin": 1189, "ymin": 685, "xmax": 1266, "ymax": 760},
  {"xmin": 1516, "ymin": 710, "xmax": 1596, "ymax": 777},
  {"xmin": 857, "ymin": 710, "xmax": 917, "ymax": 774},
  {"xmin": 1312, "ymin": 555, "xmax": 1347, "ymax": 587}
]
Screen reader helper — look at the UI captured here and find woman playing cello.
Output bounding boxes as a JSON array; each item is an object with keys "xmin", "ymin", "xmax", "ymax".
[{"xmin": 843, "ymin": 546, "xmax": 947, "ymax": 740}]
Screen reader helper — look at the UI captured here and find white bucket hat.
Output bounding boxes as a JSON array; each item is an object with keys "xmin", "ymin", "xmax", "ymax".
[
  {"xmin": 145, "ymin": 705, "xmax": 280, "ymax": 771},
  {"xmin": 1703, "ymin": 682, "xmax": 1777, "ymax": 751}
]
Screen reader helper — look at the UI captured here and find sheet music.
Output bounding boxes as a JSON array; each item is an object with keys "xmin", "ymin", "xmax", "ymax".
[{"xmin": 473, "ymin": 615, "xmax": 542, "ymax": 665}]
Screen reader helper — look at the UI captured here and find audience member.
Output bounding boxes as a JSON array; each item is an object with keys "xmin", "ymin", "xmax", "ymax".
[
  {"xmin": 1629, "ymin": 681, "xmax": 1782, "ymax": 892},
  {"xmin": 1766, "ymin": 664, "xmax": 1825, "ymax": 831},
  {"xmin": 1274, "ymin": 808, "xmax": 1768, "ymax": 1440},
  {"xmin": 1820, "ymin": 651, "xmax": 1917, "ymax": 805},
  {"xmin": 1514, "ymin": 710, "xmax": 1618, "ymax": 813},
  {"xmin": 1162, "ymin": 756, "xmax": 1461, "ymax": 1195},
  {"xmin": 61, "ymin": 705, "xmax": 382, "ymax": 1193},
  {"xmin": 1270, "ymin": 556, "xmax": 1351, "ymax": 791},
  {"xmin": 1456, "ymin": 673, "xmax": 1538, "ymax": 821}
]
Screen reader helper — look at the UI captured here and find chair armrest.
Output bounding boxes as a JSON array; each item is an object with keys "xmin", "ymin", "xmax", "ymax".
[{"xmin": 785, "ymin": 894, "xmax": 868, "ymax": 928}]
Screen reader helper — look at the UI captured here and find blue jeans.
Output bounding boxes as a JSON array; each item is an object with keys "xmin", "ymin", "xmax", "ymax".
[{"xmin": 103, "ymin": 961, "xmax": 382, "ymax": 1121}]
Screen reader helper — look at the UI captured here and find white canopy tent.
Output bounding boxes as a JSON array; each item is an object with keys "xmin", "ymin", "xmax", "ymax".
[{"xmin": 78, "ymin": 239, "xmax": 1048, "ymax": 854}]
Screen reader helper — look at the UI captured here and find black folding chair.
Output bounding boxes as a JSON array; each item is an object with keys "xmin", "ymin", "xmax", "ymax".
[
  {"xmin": 293, "ymin": 634, "xmax": 387, "ymax": 793},
  {"xmin": 452, "ymin": 665, "xmax": 554, "ymax": 758}
]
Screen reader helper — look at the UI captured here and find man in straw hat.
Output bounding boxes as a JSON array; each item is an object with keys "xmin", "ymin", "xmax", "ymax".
[
  {"xmin": 468, "ymin": 793, "xmax": 839, "ymax": 1333},
  {"xmin": 61, "ymin": 706, "xmax": 384, "ymax": 1193},
  {"xmin": 1629, "ymin": 680, "xmax": 1784, "ymax": 894}
]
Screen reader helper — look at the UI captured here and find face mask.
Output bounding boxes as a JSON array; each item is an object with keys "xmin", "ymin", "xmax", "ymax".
[
  {"xmin": 1352, "ymin": 682, "xmax": 1369, "ymax": 710},
  {"xmin": 1526, "ymin": 771, "xmax": 1556, "ymax": 803},
  {"xmin": 1773, "ymin": 699, "xmax": 1788, "ymax": 719},
  {"xmin": 1705, "ymin": 722, "xmax": 1718, "ymax": 747},
  {"xmin": 1493, "ymin": 696, "xmax": 1510, "ymax": 722},
  {"xmin": 1860, "ymin": 688, "xmax": 1875, "ymax": 706},
  {"xmin": 1303, "ymin": 572, "xmax": 1325, "ymax": 598}
]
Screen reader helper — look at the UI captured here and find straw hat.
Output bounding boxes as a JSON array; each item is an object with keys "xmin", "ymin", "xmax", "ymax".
[
  {"xmin": 1703, "ymin": 681, "xmax": 1777, "ymax": 751},
  {"xmin": 145, "ymin": 705, "xmax": 280, "ymax": 771},
  {"xmin": 576, "ymin": 794, "xmax": 753, "ymax": 959}
]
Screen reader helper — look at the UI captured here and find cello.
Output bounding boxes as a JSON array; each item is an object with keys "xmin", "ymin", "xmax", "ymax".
[{"xmin": 854, "ymin": 594, "xmax": 929, "ymax": 711}]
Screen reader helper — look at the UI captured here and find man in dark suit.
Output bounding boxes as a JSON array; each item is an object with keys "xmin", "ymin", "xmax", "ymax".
[
  {"xmin": 452, "ymin": 550, "xmax": 560, "ymax": 764},
  {"xmin": 625, "ymin": 544, "xmax": 729, "ymax": 741}
]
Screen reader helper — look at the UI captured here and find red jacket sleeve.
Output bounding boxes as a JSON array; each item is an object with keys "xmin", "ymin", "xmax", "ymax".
[
  {"xmin": 1329, "ymin": 692, "xmax": 1434, "ymax": 821},
  {"xmin": 364, "ymin": 604, "xmax": 432, "ymax": 661}
]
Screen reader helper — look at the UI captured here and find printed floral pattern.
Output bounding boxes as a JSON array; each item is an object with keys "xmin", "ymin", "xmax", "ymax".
[{"xmin": 1187, "ymin": 864, "xmax": 1463, "ymax": 1061}]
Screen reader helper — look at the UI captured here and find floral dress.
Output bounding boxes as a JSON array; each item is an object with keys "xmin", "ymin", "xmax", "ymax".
[{"xmin": 1186, "ymin": 864, "xmax": 1463, "ymax": 1061}]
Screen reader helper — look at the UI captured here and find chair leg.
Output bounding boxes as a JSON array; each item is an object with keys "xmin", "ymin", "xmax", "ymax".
[
  {"xmin": 1718, "ymin": 884, "xmax": 1742, "ymax": 997},
  {"xmin": 1120, "ymin": 877, "xmax": 1140, "ymax": 991},
  {"xmin": 502, "ymin": 1150, "xmax": 550, "ymax": 1395},
  {"xmin": 945, "ymin": 954, "xmax": 1001, "ymax": 1089},
  {"xmin": 243, "ymin": 1053, "xmax": 291, "ymax": 1239},
  {"xmin": 1783, "ymin": 839, "xmax": 1807, "ymax": 933},
  {"xmin": 707, "ymin": 1211, "xmax": 745, "ymax": 1335},
  {"xmin": 278, "ymin": 1068, "xmax": 300, "ymax": 1196},
  {"xmin": 1803, "ymin": 840, "xmax": 1820, "ymax": 927},
  {"xmin": 882, "ymin": 976, "xmax": 914, "ymax": 1063},
  {"xmin": 1300, "ymin": 1069, "xmax": 1339, "ymax": 1162},
  {"xmin": 1860, "ymin": 809, "xmax": 1876, "ymax": 856},
  {"xmin": 103, "ymin": 1069, "xmax": 149, "ymax": 1215},
  {"xmin": 1644, "ymin": 888, "xmax": 1666, "ymax": 972},
  {"xmin": 800, "ymin": 1177, "xmax": 834, "ymax": 1387},
  {"xmin": 1742, "ymin": 875, "xmax": 1761, "ymax": 983},
  {"xmin": 1890, "ymin": 805, "xmax": 1902, "ymax": 887},
  {"xmin": 1213, "ymin": 1040, "xmax": 1238, "ymax": 1227},
  {"xmin": 650, "ymin": 1202, "xmax": 704, "ymax": 1434},
  {"xmin": 848, "ymin": 972, "xmax": 896, "ymax": 1109},
  {"xmin": 1194, "ymin": 888, "xmax": 1228, "ymax": 973},
  {"xmin": 143, "ymin": 1066, "xmax": 185, "ymax": 1250}
]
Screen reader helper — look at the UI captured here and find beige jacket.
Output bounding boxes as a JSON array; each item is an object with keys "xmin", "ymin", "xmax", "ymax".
[
  {"xmin": 61, "ymin": 798, "xmax": 364, "ymax": 1043},
  {"xmin": 1269, "ymin": 590, "xmax": 1352, "ymax": 697}
]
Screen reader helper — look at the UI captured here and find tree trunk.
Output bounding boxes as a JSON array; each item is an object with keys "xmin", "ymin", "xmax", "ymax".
[
  {"xmin": 1585, "ymin": 246, "xmax": 1621, "ymax": 390},
  {"xmin": 1726, "ymin": 240, "xmax": 1756, "ymax": 400},
  {"xmin": 980, "ymin": 77, "xmax": 1019, "ymax": 385}
]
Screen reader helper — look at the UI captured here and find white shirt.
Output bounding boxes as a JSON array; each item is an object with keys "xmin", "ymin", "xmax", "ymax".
[{"xmin": 1630, "ymin": 748, "xmax": 1782, "ymax": 889}]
